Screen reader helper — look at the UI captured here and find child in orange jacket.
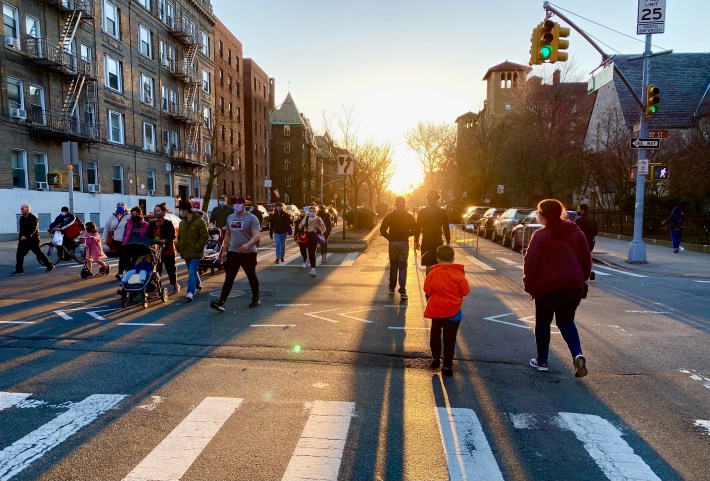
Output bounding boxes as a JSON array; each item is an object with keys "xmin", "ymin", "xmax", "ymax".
[{"xmin": 423, "ymin": 245, "xmax": 471, "ymax": 376}]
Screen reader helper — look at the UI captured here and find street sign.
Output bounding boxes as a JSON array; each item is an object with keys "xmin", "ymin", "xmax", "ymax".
[
  {"xmin": 648, "ymin": 130, "xmax": 669, "ymax": 139},
  {"xmin": 264, "ymin": 179, "xmax": 272, "ymax": 188},
  {"xmin": 337, "ymin": 154, "xmax": 354, "ymax": 175},
  {"xmin": 630, "ymin": 138, "xmax": 661, "ymax": 149},
  {"xmin": 587, "ymin": 63, "xmax": 614, "ymax": 94},
  {"xmin": 653, "ymin": 165, "xmax": 669, "ymax": 179},
  {"xmin": 637, "ymin": 0, "xmax": 666, "ymax": 35},
  {"xmin": 638, "ymin": 159, "xmax": 649, "ymax": 176}
]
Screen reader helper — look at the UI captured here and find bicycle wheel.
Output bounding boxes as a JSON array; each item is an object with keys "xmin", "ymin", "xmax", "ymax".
[
  {"xmin": 73, "ymin": 244, "xmax": 86, "ymax": 264},
  {"xmin": 40, "ymin": 242, "xmax": 64, "ymax": 265}
]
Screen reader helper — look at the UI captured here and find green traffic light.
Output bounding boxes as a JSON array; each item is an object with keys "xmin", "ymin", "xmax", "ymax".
[
  {"xmin": 650, "ymin": 106, "xmax": 658, "ymax": 113},
  {"xmin": 540, "ymin": 45, "xmax": 553, "ymax": 59}
]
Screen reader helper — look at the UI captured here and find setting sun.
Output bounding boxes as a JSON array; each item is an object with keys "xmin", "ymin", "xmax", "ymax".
[{"xmin": 388, "ymin": 154, "xmax": 424, "ymax": 195}]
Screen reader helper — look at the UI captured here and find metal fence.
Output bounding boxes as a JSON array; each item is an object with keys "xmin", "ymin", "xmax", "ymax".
[
  {"xmin": 449, "ymin": 224, "xmax": 479, "ymax": 256},
  {"xmin": 591, "ymin": 211, "xmax": 710, "ymax": 246}
]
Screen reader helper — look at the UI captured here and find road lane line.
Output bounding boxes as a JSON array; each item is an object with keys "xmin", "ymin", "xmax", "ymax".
[
  {"xmin": 466, "ymin": 256, "xmax": 496, "ymax": 271},
  {"xmin": 315, "ymin": 253, "xmax": 331, "ymax": 267},
  {"xmin": 0, "ymin": 394, "xmax": 126, "ymax": 481},
  {"xmin": 594, "ymin": 266, "xmax": 648, "ymax": 278},
  {"xmin": 591, "ymin": 269, "xmax": 611, "ymax": 276},
  {"xmin": 281, "ymin": 400, "xmax": 354, "ymax": 481},
  {"xmin": 275, "ymin": 304, "xmax": 311, "ymax": 307},
  {"xmin": 556, "ymin": 412, "xmax": 661, "ymax": 481},
  {"xmin": 483, "ymin": 313, "xmax": 528, "ymax": 330},
  {"xmin": 123, "ymin": 397, "xmax": 242, "ymax": 481},
  {"xmin": 304, "ymin": 309, "xmax": 340, "ymax": 324},
  {"xmin": 251, "ymin": 324, "xmax": 297, "ymax": 327},
  {"xmin": 695, "ymin": 280, "xmax": 710, "ymax": 284},
  {"xmin": 435, "ymin": 407, "xmax": 504, "ymax": 481},
  {"xmin": 117, "ymin": 323, "xmax": 165, "ymax": 327},
  {"xmin": 0, "ymin": 321, "xmax": 35, "ymax": 325},
  {"xmin": 56, "ymin": 301, "xmax": 86, "ymax": 304},
  {"xmin": 53, "ymin": 310, "xmax": 73, "ymax": 320},
  {"xmin": 278, "ymin": 253, "xmax": 303, "ymax": 266},
  {"xmin": 495, "ymin": 256, "xmax": 519, "ymax": 265},
  {"xmin": 0, "ymin": 392, "xmax": 31, "ymax": 411},
  {"xmin": 387, "ymin": 327, "xmax": 429, "ymax": 330},
  {"xmin": 341, "ymin": 252, "xmax": 358, "ymax": 267}
]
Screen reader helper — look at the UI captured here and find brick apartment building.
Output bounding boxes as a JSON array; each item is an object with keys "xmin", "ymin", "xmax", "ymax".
[
  {"xmin": 243, "ymin": 58, "xmax": 273, "ymax": 204},
  {"xmin": 0, "ymin": 0, "xmax": 214, "ymax": 237}
]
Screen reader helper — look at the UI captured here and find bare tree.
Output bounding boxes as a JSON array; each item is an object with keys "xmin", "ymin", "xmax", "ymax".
[
  {"xmin": 404, "ymin": 121, "xmax": 456, "ymax": 187},
  {"xmin": 203, "ymin": 114, "xmax": 241, "ymax": 210},
  {"xmin": 362, "ymin": 142, "xmax": 395, "ymax": 207}
]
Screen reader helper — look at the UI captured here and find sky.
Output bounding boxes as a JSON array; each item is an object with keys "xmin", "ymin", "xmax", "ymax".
[{"xmin": 212, "ymin": 0, "xmax": 708, "ymax": 193}]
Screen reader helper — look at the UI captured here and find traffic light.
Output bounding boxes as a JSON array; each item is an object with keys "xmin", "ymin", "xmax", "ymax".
[
  {"xmin": 646, "ymin": 85, "xmax": 660, "ymax": 118},
  {"xmin": 551, "ymin": 23, "xmax": 570, "ymax": 63},
  {"xmin": 652, "ymin": 164, "xmax": 669, "ymax": 180},
  {"xmin": 539, "ymin": 20, "xmax": 555, "ymax": 63},
  {"xmin": 529, "ymin": 25, "xmax": 541, "ymax": 66}
]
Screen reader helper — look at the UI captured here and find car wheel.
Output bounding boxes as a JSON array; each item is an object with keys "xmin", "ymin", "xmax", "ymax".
[
  {"xmin": 492, "ymin": 229, "xmax": 500, "ymax": 242},
  {"xmin": 511, "ymin": 234, "xmax": 520, "ymax": 252},
  {"xmin": 502, "ymin": 231, "xmax": 510, "ymax": 247}
]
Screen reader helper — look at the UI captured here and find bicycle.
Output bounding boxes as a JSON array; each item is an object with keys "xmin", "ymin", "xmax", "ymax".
[{"xmin": 40, "ymin": 236, "xmax": 86, "ymax": 265}]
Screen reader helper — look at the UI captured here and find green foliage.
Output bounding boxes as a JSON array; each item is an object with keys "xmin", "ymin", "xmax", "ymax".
[{"xmin": 344, "ymin": 207, "xmax": 376, "ymax": 230}]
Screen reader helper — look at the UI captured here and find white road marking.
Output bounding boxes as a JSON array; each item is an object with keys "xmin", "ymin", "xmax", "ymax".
[
  {"xmin": 624, "ymin": 310, "xmax": 669, "ymax": 314},
  {"xmin": 315, "ymin": 253, "xmax": 331, "ymax": 267},
  {"xmin": 517, "ymin": 315, "xmax": 536, "ymax": 324},
  {"xmin": 136, "ymin": 396, "xmax": 163, "ymax": 412},
  {"xmin": 0, "ymin": 392, "xmax": 31, "ymax": 411},
  {"xmin": 117, "ymin": 323, "xmax": 165, "ymax": 327},
  {"xmin": 56, "ymin": 301, "xmax": 86, "ymax": 304},
  {"xmin": 304, "ymin": 308, "xmax": 340, "ymax": 324},
  {"xmin": 275, "ymin": 304, "xmax": 312, "ymax": 307},
  {"xmin": 495, "ymin": 256, "xmax": 518, "ymax": 266},
  {"xmin": 695, "ymin": 280, "xmax": 710, "ymax": 284},
  {"xmin": 387, "ymin": 327, "xmax": 429, "ymax": 330},
  {"xmin": 556, "ymin": 412, "xmax": 661, "ymax": 481},
  {"xmin": 257, "ymin": 252, "xmax": 274, "ymax": 261},
  {"xmin": 483, "ymin": 313, "xmax": 559, "ymax": 334},
  {"xmin": 341, "ymin": 252, "xmax": 359, "ymax": 267},
  {"xmin": 87, "ymin": 312, "xmax": 105, "ymax": 321},
  {"xmin": 250, "ymin": 324, "xmax": 297, "ymax": 328},
  {"xmin": 0, "ymin": 394, "xmax": 126, "ymax": 481},
  {"xmin": 591, "ymin": 269, "xmax": 611, "ymax": 276},
  {"xmin": 695, "ymin": 420, "xmax": 710, "ymax": 436},
  {"xmin": 435, "ymin": 407, "xmax": 504, "ymax": 481},
  {"xmin": 278, "ymin": 253, "xmax": 303, "ymax": 266},
  {"xmin": 0, "ymin": 321, "xmax": 35, "ymax": 325},
  {"xmin": 123, "ymin": 397, "xmax": 242, "ymax": 481},
  {"xmin": 337, "ymin": 308, "xmax": 376, "ymax": 324},
  {"xmin": 594, "ymin": 266, "xmax": 648, "ymax": 278},
  {"xmin": 509, "ymin": 413, "xmax": 539, "ymax": 430},
  {"xmin": 281, "ymin": 400, "xmax": 354, "ymax": 481},
  {"xmin": 466, "ymin": 256, "xmax": 496, "ymax": 271},
  {"xmin": 53, "ymin": 310, "xmax": 73, "ymax": 321}
]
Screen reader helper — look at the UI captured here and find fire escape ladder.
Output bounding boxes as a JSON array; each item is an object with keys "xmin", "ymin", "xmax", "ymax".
[
  {"xmin": 60, "ymin": 10, "xmax": 82, "ymax": 53},
  {"xmin": 63, "ymin": 75, "xmax": 86, "ymax": 119}
]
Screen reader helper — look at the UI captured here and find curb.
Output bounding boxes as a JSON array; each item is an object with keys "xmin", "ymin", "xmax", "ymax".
[{"xmin": 327, "ymin": 221, "xmax": 381, "ymax": 253}]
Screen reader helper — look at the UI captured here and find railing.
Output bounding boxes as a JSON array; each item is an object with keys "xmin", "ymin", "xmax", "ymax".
[
  {"xmin": 25, "ymin": 38, "xmax": 96, "ymax": 78},
  {"xmin": 592, "ymin": 211, "xmax": 710, "ymax": 246},
  {"xmin": 29, "ymin": 109, "xmax": 99, "ymax": 141},
  {"xmin": 449, "ymin": 224, "xmax": 479, "ymax": 256},
  {"xmin": 167, "ymin": 104, "xmax": 201, "ymax": 124},
  {"xmin": 168, "ymin": 59, "xmax": 198, "ymax": 83},
  {"xmin": 171, "ymin": 148, "xmax": 208, "ymax": 166},
  {"xmin": 167, "ymin": 17, "xmax": 198, "ymax": 45},
  {"xmin": 44, "ymin": 0, "xmax": 95, "ymax": 17}
]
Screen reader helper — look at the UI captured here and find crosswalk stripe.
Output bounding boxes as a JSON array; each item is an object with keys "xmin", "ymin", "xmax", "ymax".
[
  {"xmin": 123, "ymin": 397, "xmax": 242, "ymax": 481},
  {"xmin": 466, "ymin": 256, "xmax": 496, "ymax": 271},
  {"xmin": 495, "ymin": 256, "xmax": 518, "ymax": 266},
  {"xmin": 278, "ymin": 253, "xmax": 303, "ymax": 266},
  {"xmin": 341, "ymin": 253, "xmax": 358, "ymax": 267},
  {"xmin": 315, "ymin": 252, "xmax": 331, "ymax": 267},
  {"xmin": 435, "ymin": 407, "xmax": 504, "ymax": 481},
  {"xmin": 0, "ymin": 392, "xmax": 31, "ymax": 411},
  {"xmin": 281, "ymin": 401, "xmax": 355, "ymax": 481},
  {"xmin": 556, "ymin": 412, "xmax": 661, "ymax": 481},
  {"xmin": 0, "ymin": 394, "xmax": 126, "ymax": 481},
  {"xmin": 594, "ymin": 266, "xmax": 648, "ymax": 278}
]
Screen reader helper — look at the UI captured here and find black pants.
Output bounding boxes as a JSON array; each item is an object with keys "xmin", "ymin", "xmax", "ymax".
[
  {"xmin": 114, "ymin": 241, "xmax": 126, "ymax": 274},
  {"xmin": 122, "ymin": 243, "xmax": 144, "ymax": 271},
  {"xmin": 430, "ymin": 318, "xmax": 461, "ymax": 368},
  {"xmin": 158, "ymin": 253, "xmax": 177, "ymax": 285},
  {"xmin": 220, "ymin": 251, "xmax": 259, "ymax": 302},
  {"xmin": 534, "ymin": 288, "xmax": 583, "ymax": 363},
  {"xmin": 300, "ymin": 235, "xmax": 318, "ymax": 267},
  {"xmin": 15, "ymin": 238, "xmax": 52, "ymax": 272}
]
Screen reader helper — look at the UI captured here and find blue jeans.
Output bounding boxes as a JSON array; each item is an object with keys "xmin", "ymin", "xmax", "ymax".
[
  {"xmin": 185, "ymin": 258, "xmax": 202, "ymax": 294},
  {"xmin": 274, "ymin": 232, "xmax": 287, "ymax": 259},
  {"xmin": 534, "ymin": 288, "xmax": 583, "ymax": 363},
  {"xmin": 670, "ymin": 229, "xmax": 681, "ymax": 250},
  {"xmin": 388, "ymin": 241, "xmax": 409, "ymax": 292}
]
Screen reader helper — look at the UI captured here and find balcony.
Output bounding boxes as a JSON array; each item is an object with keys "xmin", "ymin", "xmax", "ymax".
[
  {"xmin": 44, "ymin": 0, "xmax": 95, "ymax": 19},
  {"xmin": 167, "ymin": 104, "xmax": 202, "ymax": 125},
  {"xmin": 171, "ymin": 147, "xmax": 208, "ymax": 167},
  {"xmin": 167, "ymin": 17, "xmax": 198, "ymax": 46},
  {"xmin": 28, "ymin": 109, "xmax": 99, "ymax": 142},
  {"xmin": 167, "ymin": 59, "xmax": 199, "ymax": 84},
  {"xmin": 25, "ymin": 38, "xmax": 96, "ymax": 79}
]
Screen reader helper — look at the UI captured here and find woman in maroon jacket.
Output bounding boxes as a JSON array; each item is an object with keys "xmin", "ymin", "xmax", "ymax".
[{"xmin": 523, "ymin": 199, "xmax": 592, "ymax": 377}]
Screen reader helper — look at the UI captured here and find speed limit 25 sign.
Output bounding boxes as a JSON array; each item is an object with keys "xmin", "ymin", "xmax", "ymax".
[{"xmin": 637, "ymin": 0, "xmax": 666, "ymax": 35}]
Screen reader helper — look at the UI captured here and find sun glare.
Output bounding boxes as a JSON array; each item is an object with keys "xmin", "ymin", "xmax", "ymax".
[{"xmin": 388, "ymin": 155, "xmax": 424, "ymax": 195}]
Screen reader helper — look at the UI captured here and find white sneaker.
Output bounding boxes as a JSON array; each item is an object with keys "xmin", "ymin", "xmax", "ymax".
[
  {"xmin": 301, "ymin": 262, "xmax": 308, "ymax": 269},
  {"xmin": 185, "ymin": 292, "xmax": 194, "ymax": 302},
  {"xmin": 309, "ymin": 268, "xmax": 316, "ymax": 277}
]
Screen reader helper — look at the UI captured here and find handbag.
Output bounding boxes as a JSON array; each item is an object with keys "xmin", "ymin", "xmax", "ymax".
[
  {"xmin": 52, "ymin": 231, "xmax": 64, "ymax": 246},
  {"xmin": 315, "ymin": 234, "xmax": 326, "ymax": 245},
  {"xmin": 106, "ymin": 229, "xmax": 116, "ymax": 249},
  {"xmin": 287, "ymin": 224, "xmax": 293, "ymax": 236},
  {"xmin": 295, "ymin": 231, "xmax": 309, "ymax": 245}
]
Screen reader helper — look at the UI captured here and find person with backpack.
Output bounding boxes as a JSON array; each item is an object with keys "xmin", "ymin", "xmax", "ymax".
[
  {"xmin": 317, "ymin": 204, "xmax": 332, "ymax": 263},
  {"xmin": 523, "ymin": 199, "xmax": 592, "ymax": 378},
  {"xmin": 663, "ymin": 205, "xmax": 684, "ymax": 253},
  {"xmin": 103, "ymin": 202, "xmax": 129, "ymax": 280},
  {"xmin": 177, "ymin": 201, "xmax": 208, "ymax": 302}
]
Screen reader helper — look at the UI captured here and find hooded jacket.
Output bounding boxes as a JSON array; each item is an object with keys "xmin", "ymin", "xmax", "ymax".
[
  {"xmin": 523, "ymin": 220, "xmax": 592, "ymax": 299},
  {"xmin": 423, "ymin": 263, "xmax": 470, "ymax": 319}
]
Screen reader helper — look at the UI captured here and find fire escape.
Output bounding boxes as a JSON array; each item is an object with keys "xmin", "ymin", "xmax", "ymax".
[
  {"xmin": 24, "ymin": 0, "xmax": 98, "ymax": 142},
  {"xmin": 166, "ymin": 15, "xmax": 206, "ymax": 168}
]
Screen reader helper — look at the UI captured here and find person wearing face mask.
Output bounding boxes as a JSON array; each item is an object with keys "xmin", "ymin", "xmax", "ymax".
[
  {"xmin": 122, "ymin": 206, "xmax": 151, "ymax": 270},
  {"xmin": 192, "ymin": 200, "xmax": 209, "ymax": 224},
  {"xmin": 298, "ymin": 205, "xmax": 326, "ymax": 277},
  {"xmin": 104, "ymin": 202, "xmax": 130, "ymax": 280},
  {"xmin": 176, "ymin": 201, "xmax": 208, "ymax": 302},
  {"xmin": 210, "ymin": 196, "xmax": 262, "ymax": 312},
  {"xmin": 269, "ymin": 202, "xmax": 292, "ymax": 263},
  {"xmin": 149, "ymin": 203, "xmax": 179, "ymax": 294},
  {"xmin": 209, "ymin": 194, "xmax": 232, "ymax": 229},
  {"xmin": 49, "ymin": 206, "xmax": 79, "ymax": 260}
]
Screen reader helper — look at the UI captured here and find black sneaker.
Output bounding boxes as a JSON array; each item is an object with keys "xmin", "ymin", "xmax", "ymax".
[
  {"xmin": 400, "ymin": 291, "xmax": 408, "ymax": 300},
  {"xmin": 430, "ymin": 359, "xmax": 440, "ymax": 369},
  {"xmin": 196, "ymin": 285, "xmax": 203, "ymax": 293},
  {"xmin": 388, "ymin": 287, "xmax": 395, "ymax": 294},
  {"xmin": 529, "ymin": 359, "xmax": 549, "ymax": 372},
  {"xmin": 10, "ymin": 271, "xmax": 23, "ymax": 276},
  {"xmin": 574, "ymin": 355, "xmax": 588, "ymax": 378},
  {"xmin": 441, "ymin": 367, "xmax": 454, "ymax": 377},
  {"xmin": 46, "ymin": 265, "xmax": 55, "ymax": 272},
  {"xmin": 210, "ymin": 299, "xmax": 226, "ymax": 312},
  {"xmin": 589, "ymin": 271, "xmax": 596, "ymax": 281},
  {"xmin": 249, "ymin": 298, "xmax": 261, "ymax": 308},
  {"xmin": 115, "ymin": 273, "xmax": 122, "ymax": 281}
]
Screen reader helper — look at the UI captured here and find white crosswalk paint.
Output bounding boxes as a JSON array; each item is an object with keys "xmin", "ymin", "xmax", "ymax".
[
  {"xmin": 0, "ymin": 321, "xmax": 35, "ymax": 325},
  {"xmin": 0, "ymin": 394, "xmax": 126, "ymax": 481},
  {"xmin": 556, "ymin": 412, "xmax": 661, "ymax": 481},
  {"xmin": 591, "ymin": 269, "xmax": 611, "ymax": 276},
  {"xmin": 435, "ymin": 407, "xmax": 504, "ymax": 481},
  {"xmin": 315, "ymin": 253, "xmax": 331, "ymax": 267},
  {"xmin": 278, "ymin": 253, "xmax": 303, "ymax": 266},
  {"xmin": 466, "ymin": 256, "xmax": 496, "ymax": 271},
  {"xmin": 594, "ymin": 266, "xmax": 648, "ymax": 278},
  {"xmin": 0, "ymin": 392, "xmax": 31, "ymax": 411},
  {"xmin": 281, "ymin": 401, "xmax": 355, "ymax": 481},
  {"xmin": 123, "ymin": 397, "xmax": 242, "ymax": 481},
  {"xmin": 340, "ymin": 252, "xmax": 359, "ymax": 266}
]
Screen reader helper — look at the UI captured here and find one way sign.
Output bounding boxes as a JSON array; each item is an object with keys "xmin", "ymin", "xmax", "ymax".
[
  {"xmin": 630, "ymin": 138, "xmax": 661, "ymax": 149},
  {"xmin": 338, "ymin": 154, "xmax": 354, "ymax": 175}
]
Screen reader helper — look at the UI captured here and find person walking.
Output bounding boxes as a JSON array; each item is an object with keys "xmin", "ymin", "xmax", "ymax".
[
  {"xmin": 103, "ymin": 202, "xmax": 129, "ymax": 280},
  {"xmin": 122, "ymin": 207, "xmax": 151, "ymax": 270},
  {"xmin": 49, "ymin": 206, "xmax": 80, "ymax": 259},
  {"xmin": 176, "ymin": 201, "xmax": 208, "ymax": 302},
  {"xmin": 209, "ymin": 194, "xmax": 232, "ymax": 229},
  {"xmin": 415, "ymin": 190, "xmax": 451, "ymax": 275},
  {"xmin": 150, "ymin": 203, "xmax": 179, "ymax": 294},
  {"xmin": 192, "ymin": 200, "xmax": 209, "ymax": 224},
  {"xmin": 269, "ymin": 202, "xmax": 292, "ymax": 263},
  {"xmin": 664, "ymin": 205, "xmax": 684, "ymax": 253},
  {"xmin": 298, "ymin": 205, "xmax": 326, "ymax": 277},
  {"xmin": 380, "ymin": 196, "xmax": 418, "ymax": 300},
  {"xmin": 317, "ymin": 204, "xmax": 332, "ymax": 263},
  {"xmin": 13, "ymin": 204, "xmax": 54, "ymax": 275},
  {"xmin": 81, "ymin": 221, "xmax": 109, "ymax": 277},
  {"xmin": 575, "ymin": 203, "xmax": 598, "ymax": 280},
  {"xmin": 210, "ymin": 196, "xmax": 262, "ymax": 311},
  {"xmin": 524, "ymin": 199, "xmax": 592, "ymax": 378},
  {"xmin": 424, "ymin": 245, "xmax": 470, "ymax": 376}
]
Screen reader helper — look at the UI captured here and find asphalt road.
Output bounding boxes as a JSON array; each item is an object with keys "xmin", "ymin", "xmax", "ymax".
[{"xmin": 0, "ymin": 231, "xmax": 708, "ymax": 481}]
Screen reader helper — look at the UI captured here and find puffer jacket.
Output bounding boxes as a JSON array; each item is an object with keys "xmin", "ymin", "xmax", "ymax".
[
  {"xmin": 423, "ymin": 263, "xmax": 470, "ymax": 319},
  {"xmin": 177, "ymin": 215, "xmax": 208, "ymax": 260}
]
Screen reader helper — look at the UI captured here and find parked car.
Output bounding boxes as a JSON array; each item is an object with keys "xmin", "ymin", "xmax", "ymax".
[
  {"xmin": 492, "ymin": 207, "xmax": 536, "ymax": 246},
  {"xmin": 254, "ymin": 205, "xmax": 269, "ymax": 230},
  {"xmin": 478, "ymin": 207, "xmax": 505, "ymax": 239},
  {"xmin": 510, "ymin": 210, "xmax": 581, "ymax": 252},
  {"xmin": 462, "ymin": 206, "xmax": 490, "ymax": 231},
  {"xmin": 284, "ymin": 204, "xmax": 299, "ymax": 221}
]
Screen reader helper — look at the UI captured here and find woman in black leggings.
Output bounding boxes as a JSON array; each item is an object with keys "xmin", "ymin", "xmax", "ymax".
[
  {"xmin": 317, "ymin": 204, "xmax": 332, "ymax": 263},
  {"xmin": 298, "ymin": 205, "xmax": 326, "ymax": 277}
]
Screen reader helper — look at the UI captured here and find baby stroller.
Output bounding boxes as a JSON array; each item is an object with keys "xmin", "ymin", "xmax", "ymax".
[
  {"xmin": 199, "ymin": 226, "xmax": 225, "ymax": 275},
  {"xmin": 118, "ymin": 243, "xmax": 168, "ymax": 308}
]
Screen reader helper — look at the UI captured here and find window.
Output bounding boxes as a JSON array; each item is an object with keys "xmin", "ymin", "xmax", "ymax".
[
  {"xmin": 147, "ymin": 170, "xmax": 155, "ymax": 192},
  {"xmin": 107, "ymin": 110, "xmax": 124, "ymax": 144},
  {"xmin": 218, "ymin": 40, "xmax": 222, "ymax": 57},
  {"xmin": 193, "ymin": 177, "xmax": 200, "ymax": 198},
  {"xmin": 284, "ymin": 125, "xmax": 291, "ymax": 136},
  {"xmin": 159, "ymin": 40, "xmax": 167, "ymax": 63},
  {"xmin": 164, "ymin": 173, "xmax": 172, "ymax": 197},
  {"xmin": 203, "ymin": 106, "xmax": 211, "ymax": 130},
  {"xmin": 86, "ymin": 161, "xmax": 97, "ymax": 186},
  {"xmin": 26, "ymin": 14, "xmax": 40, "ymax": 41},
  {"xmin": 169, "ymin": 89, "xmax": 177, "ymax": 112},
  {"xmin": 11, "ymin": 150, "xmax": 27, "ymax": 189},
  {"xmin": 85, "ymin": 104, "xmax": 95, "ymax": 128},
  {"xmin": 104, "ymin": 55, "xmax": 122, "ymax": 92},
  {"xmin": 138, "ymin": 25, "xmax": 152, "ymax": 58},
  {"xmin": 159, "ymin": 86, "xmax": 168, "ymax": 112},
  {"xmin": 171, "ymin": 130, "xmax": 178, "ymax": 150},
  {"xmin": 202, "ymin": 69, "xmax": 210, "ymax": 93},
  {"xmin": 138, "ymin": 0, "xmax": 151, "ymax": 11},
  {"xmin": 163, "ymin": 129, "xmax": 170, "ymax": 153},
  {"xmin": 166, "ymin": 2, "xmax": 174, "ymax": 23},
  {"xmin": 168, "ymin": 45, "xmax": 175, "ymax": 61},
  {"xmin": 140, "ymin": 73, "xmax": 154, "ymax": 105},
  {"xmin": 80, "ymin": 43, "xmax": 92, "ymax": 63},
  {"xmin": 235, "ymin": 56, "xmax": 239, "ymax": 72},
  {"xmin": 102, "ymin": 0, "xmax": 119, "ymax": 38},
  {"xmin": 237, "ymin": 81, "xmax": 240, "ymax": 98},
  {"xmin": 143, "ymin": 122, "xmax": 156, "ymax": 151},
  {"xmin": 285, "ymin": 176, "xmax": 291, "ymax": 188},
  {"xmin": 28, "ymin": 84, "xmax": 44, "ymax": 123},
  {"xmin": 34, "ymin": 153, "xmax": 48, "ymax": 186},
  {"xmin": 284, "ymin": 142, "xmax": 291, "ymax": 153},
  {"xmin": 6, "ymin": 77, "xmax": 23, "ymax": 111},
  {"xmin": 3, "ymin": 3, "xmax": 18, "ymax": 40},
  {"xmin": 505, "ymin": 104, "xmax": 511, "ymax": 112},
  {"xmin": 227, "ymin": 75, "xmax": 232, "ymax": 92},
  {"xmin": 200, "ymin": 31, "xmax": 209, "ymax": 56},
  {"xmin": 284, "ymin": 159, "xmax": 290, "ymax": 171},
  {"xmin": 237, "ymin": 107, "xmax": 241, "ymax": 123},
  {"xmin": 227, "ymin": 48, "xmax": 231, "ymax": 64},
  {"xmin": 229, "ymin": 128, "xmax": 233, "ymax": 144},
  {"xmin": 158, "ymin": 0, "xmax": 165, "ymax": 21},
  {"xmin": 112, "ymin": 165, "xmax": 123, "ymax": 194}
]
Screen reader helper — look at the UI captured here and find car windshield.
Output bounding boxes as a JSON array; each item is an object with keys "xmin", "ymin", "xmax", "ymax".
[
  {"xmin": 523, "ymin": 211, "xmax": 537, "ymax": 224},
  {"xmin": 515, "ymin": 210, "xmax": 534, "ymax": 220}
]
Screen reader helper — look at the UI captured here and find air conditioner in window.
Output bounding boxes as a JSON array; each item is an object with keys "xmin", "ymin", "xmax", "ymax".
[
  {"xmin": 148, "ymin": 190, "xmax": 156, "ymax": 196},
  {"xmin": 36, "ymin": 181, "xmax": 48, "ymax": 191},
  {"xmin": 87, "ymin": 184, "xmax": 100, "ymax": 193},
  {"xmin": 9, "ymin": 108, "xmax": 27, "ymax": 120},
  {"xmin": 161, "ymin": 58, "xmax": 169, "ymax": 68},
  {"xmin": 4, "ymin": 36, "xmax": 20, "ymax": 50}
]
